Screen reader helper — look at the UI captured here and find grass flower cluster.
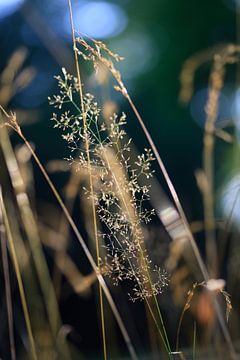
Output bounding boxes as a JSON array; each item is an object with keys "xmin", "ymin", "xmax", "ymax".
[{"xmin": 49, "ymin": 68, "xmax": 169, "ymax": 302}]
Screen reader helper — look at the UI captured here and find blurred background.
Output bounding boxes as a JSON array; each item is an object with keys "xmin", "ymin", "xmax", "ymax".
[{"xmin": 0, "ymin": 0, "xmax": 240, "ymax": 359}]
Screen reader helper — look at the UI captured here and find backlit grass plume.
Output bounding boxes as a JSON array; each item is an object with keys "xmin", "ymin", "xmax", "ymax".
[{"xmin": 49, "ymin": 68, "xmax": 169, "ymax": 302}]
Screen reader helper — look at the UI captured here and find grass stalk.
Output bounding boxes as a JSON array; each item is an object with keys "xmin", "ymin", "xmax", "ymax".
[
  {"xmin": 100, "ymin": 147, "xmax": 172, "ymax": 356},
  {"xmin": 0, "ymin": 188, "xmax": 37, "ymax": 360},
  {"xmin": 202, "ymin": 54, "xmax": 225, "ymax": 278},
  {"xmin": 0, "ymin": 188, "xmax": 16, "ymax": 360},
  {"xmin": 67, "ymin": 0, "xmax": 107, "ymax": 358},
  {"xmin": 193, "ymin": 322, "xmax": 197, "ymax": 360},
  {"xmin": 126, "ymin": 94, "xmax": 210, "ymax": 282},
  {"xmin": 0, "ymin": 120, "xmax": 71, "ymax": 358}
]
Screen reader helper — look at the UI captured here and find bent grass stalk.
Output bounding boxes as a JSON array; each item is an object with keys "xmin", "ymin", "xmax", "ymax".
[
  {"xmin": 179, "ymin": 45, "xmax": 240, "ymax": 279},
  {"xmin": 75, "ymin": 38, "xmax": 237, "ymax": 358},
  {"xmin": 0, "ymin": 106, "xmax": 138, "ymax": 360},
  {"xmin": 75, "ymin": 35, "xmax": 210, "ymax": 281},
  {"xmin": 202, "ymin": 48, "xmax": 240, "ymax": 278}
]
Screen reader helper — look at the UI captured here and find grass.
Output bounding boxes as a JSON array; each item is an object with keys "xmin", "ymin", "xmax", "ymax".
[{"xmin": 0, "ymin": 3, "xmax": 239, "ymax": 359}]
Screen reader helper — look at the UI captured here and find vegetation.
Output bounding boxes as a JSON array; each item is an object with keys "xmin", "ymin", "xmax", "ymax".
[{"xmin": 0, "ymin": 1, "xmax": 239, "ymax": 359}]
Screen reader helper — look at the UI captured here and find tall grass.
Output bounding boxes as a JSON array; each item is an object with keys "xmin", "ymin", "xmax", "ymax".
[{"xmin": 0, "ymin": 4, "xmax": 239, "ymax": 359}]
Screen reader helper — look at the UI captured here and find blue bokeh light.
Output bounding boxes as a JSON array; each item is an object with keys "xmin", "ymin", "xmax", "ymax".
[
  {"xmin": 14, "ymin": 53, "xmax": 56, "ymax": 108},
  {"xmin": 110, "ymin": 24, "xmax": 168, "ymax": 79},
  {"xmin": 110, "ymin": 31, "xmax": 160, "ymax": 79},
  {"xmin": 190, "ymin": 88, "xmax": 231, "ymax": 128},
  {"xmin": 15, "ymin": 69, "xmax": 55, "ymax": 108},
  {"xmin": 64, "ymin": 1, "xmax": 128, "ymax": 39},
  {"xmin": 0, "ymin": 0, "xmax": 24, "ymax": 19}
]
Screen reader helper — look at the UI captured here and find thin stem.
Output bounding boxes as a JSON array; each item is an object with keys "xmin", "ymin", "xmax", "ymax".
[
  {"xmin": 0, "ymin": 188, "xmax": 16, "ymax": 360},
  {"xmin": 176, "ymin": 305, "xmax": 186, "ymax": 352},
  {"xmin": 126, "ymin": 94, "xmax": 236, "ymax": 358},
  {"xmin": 0, "ymin": 104, "xmax": 10, "ymax": 118},
  {"xmin": 202, "ymin": 56, "xmax": 224, "ymax": 279},
  {"xmin": 100, "ymin": 146, "xmax": 171, "ymax": 354},
  {"xmin": 126, "ymin": 94, "xmax": 209, "ymax": 280},
  {"xmin": 0, "ymin": 189, "xmax": 37, "ymax": 360},
  {"xmin": 144, "ymin": 297, "xmax": 172, "ymax": 359},
  {"xmin": 193, "ymin": 322, "xmax": 196, "ymax": 360},
  {"xmin": 99, "ymin": 75, "xmax": 162, "ymax": 359},
  {"xmin": 67, "ymin": 1, "xmax": 107, "ymax": 358}
]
